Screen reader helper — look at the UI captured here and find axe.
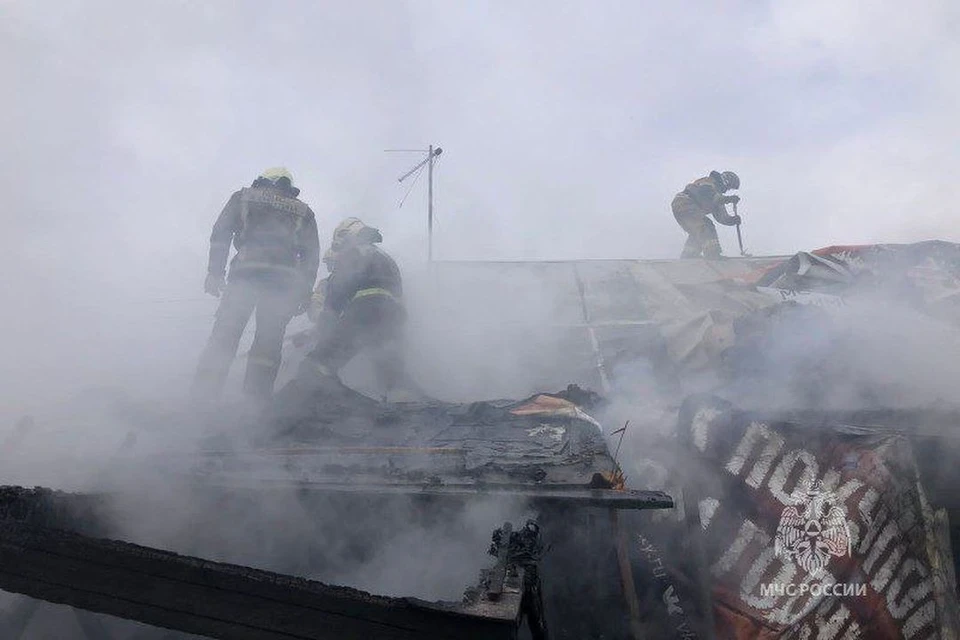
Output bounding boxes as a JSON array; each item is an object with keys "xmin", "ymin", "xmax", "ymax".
[{"xmin": 734, "ymin": 201, "xmax": 751, "ymax": 257}]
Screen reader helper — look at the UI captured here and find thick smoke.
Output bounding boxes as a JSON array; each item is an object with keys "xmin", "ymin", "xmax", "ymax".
[{"xmin": 2, "ymin": 1, "xmax": 959, "ymax": 638}]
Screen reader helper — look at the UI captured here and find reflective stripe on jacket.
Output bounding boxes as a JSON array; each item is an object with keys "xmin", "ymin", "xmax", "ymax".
[{"xmin": 352, "ymin": 287, "xmax": 396, "ymax": 303}]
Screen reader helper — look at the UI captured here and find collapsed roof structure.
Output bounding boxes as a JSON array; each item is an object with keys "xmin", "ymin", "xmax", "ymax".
[
  {"xmin": 0, "ymin": 379, "xmax": 673, "ymax": 639},
  {"xmin": 419, "ymin": 241, "xmax": 960, "ymax": 638},
  {"xmin": 3, "ymin": 241, "xmax": 960, "ymax": 639}
]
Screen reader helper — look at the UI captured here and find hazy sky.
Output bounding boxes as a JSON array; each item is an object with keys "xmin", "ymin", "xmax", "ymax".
[
  {"xmin": 4, "ymin": 0, "xmax": 959, "ymax": 261},
  {"xmin": 2, "ymin": 0, "xmax": 959, "ymax": 403}
]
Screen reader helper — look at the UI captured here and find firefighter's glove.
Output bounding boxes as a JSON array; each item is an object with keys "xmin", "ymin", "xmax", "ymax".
[
  {"xmin": 204, "ymin": 273, "xmax": 226, "ymax": 298},
  {"xmin": 730, "ymin": 215, "xmax": 742, "ymax": 225},
  {"xmin": 722, "ymin": 194, "xmax": 741, "ymax": 205}
]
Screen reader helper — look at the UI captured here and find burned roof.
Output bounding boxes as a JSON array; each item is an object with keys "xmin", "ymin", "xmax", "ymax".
[
  {"xmin": 405, "ymin": 243, "xmax": 960, "ymax": 395},
  {"xmin": 144, "ymin": 379, "xmax": 671, "ymax": 510}
]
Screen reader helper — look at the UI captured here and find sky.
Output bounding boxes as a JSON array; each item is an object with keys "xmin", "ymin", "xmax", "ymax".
[{"xmin": 1, "ymin": 0, "xmax": 959, "ymax": 404}]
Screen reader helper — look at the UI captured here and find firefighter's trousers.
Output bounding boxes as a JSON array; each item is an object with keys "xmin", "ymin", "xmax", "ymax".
[
  {"xmin": 672, "ymin": 193, "xmax": 721, "ymax": 259},
  {"xmin": 192, "ymin": 276, "xmax": 301, "ymax": 401},
  {"xmin": 299, "ymin": 293, "xmax": 406, "ymax": 394}
]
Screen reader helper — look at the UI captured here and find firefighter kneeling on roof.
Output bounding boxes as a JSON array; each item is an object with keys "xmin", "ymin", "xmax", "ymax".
[{"xmin": 295, "ymin": 217, "xmax": 409, "ymax": 397}]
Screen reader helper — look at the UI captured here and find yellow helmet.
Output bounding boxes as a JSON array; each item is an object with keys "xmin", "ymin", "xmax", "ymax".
[
  {"xmin": 325, "ymin": 217, "xmax": 382, "ymax": 268},
  {"xmin": 258, "ymin": 167, "xmax": 294, "ymax": 186},
  {"xmin": 334, "ymin": 218, "xmax": 382, "ymax": 244},
  {"xmin": 331, "ymin": 217, "xmax": 366, "ymax": 243}
]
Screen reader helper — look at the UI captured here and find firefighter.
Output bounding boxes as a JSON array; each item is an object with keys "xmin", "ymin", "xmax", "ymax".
[
  {"xmin": 672, "ymin": 170, "xmax": 741, "ymax": 259},
  {"xmin": 295, "ymin": 217, "xmax": 407, "ymax": 396},
  {"xmin": 192, "ymin": 167, "xmax": 320, "ymax": 402}
]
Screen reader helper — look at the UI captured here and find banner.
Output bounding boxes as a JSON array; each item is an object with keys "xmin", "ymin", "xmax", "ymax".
[{"xmin": 673, "ymin": 395, "xmax": 960, "ymax": 639}]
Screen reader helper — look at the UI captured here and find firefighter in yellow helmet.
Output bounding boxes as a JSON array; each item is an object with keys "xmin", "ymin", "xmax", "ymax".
[
  {"xmin": 671, "ymin": 170, "xmax": 741, "ymax": 259},
  {"xmin": 294, "ymin": 217, "xmax": 407, "ymax": 396},
  {"xmin": 192, "ymin": 167, "xmax": 320, "ymax": 402}
]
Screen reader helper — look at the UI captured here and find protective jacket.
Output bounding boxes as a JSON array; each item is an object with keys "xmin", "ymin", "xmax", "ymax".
[
  {"xmin": 208, "ymin": 184, "xmax": 320, "ymax": 292},
  {"xmin": 677, "ymin": 173, "xmax": 739, "ymax": 226},
  {"xmin": 323, "ymin": 244, "xmax": 403, "ymax": 316}
]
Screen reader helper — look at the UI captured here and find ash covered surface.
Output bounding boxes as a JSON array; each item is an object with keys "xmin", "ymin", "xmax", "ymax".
[{"xmin": 176, "ymin": 380, "xmax": 623, "ymax": 491}]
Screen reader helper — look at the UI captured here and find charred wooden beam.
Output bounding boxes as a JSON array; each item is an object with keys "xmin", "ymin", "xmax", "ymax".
[
  {"xmin": 0, "ymin": 519, "xmax": 523, "ymax": 640},
  {"xmin": 487, "ymin": 521, "xmax": 512, "ymax": 601},
  {"xmin": 195, "ymin": 481, "xmax": 675, "ymax": 510},
  {"xmin": 470, "ymin": 520, "xmax": 549, "ymax": 639},
  {"xmin": 0, "ymin": 483, "xmax": 672, "ymax": 518},
  {"xmin": 0, "ymin": 486, "xmax": 106, "ymax": 534}
]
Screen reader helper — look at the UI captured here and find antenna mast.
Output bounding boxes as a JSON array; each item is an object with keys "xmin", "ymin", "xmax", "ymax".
[{"xmin": 390, "ymin": 145, "xmax": 443, "ymax": 262}]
